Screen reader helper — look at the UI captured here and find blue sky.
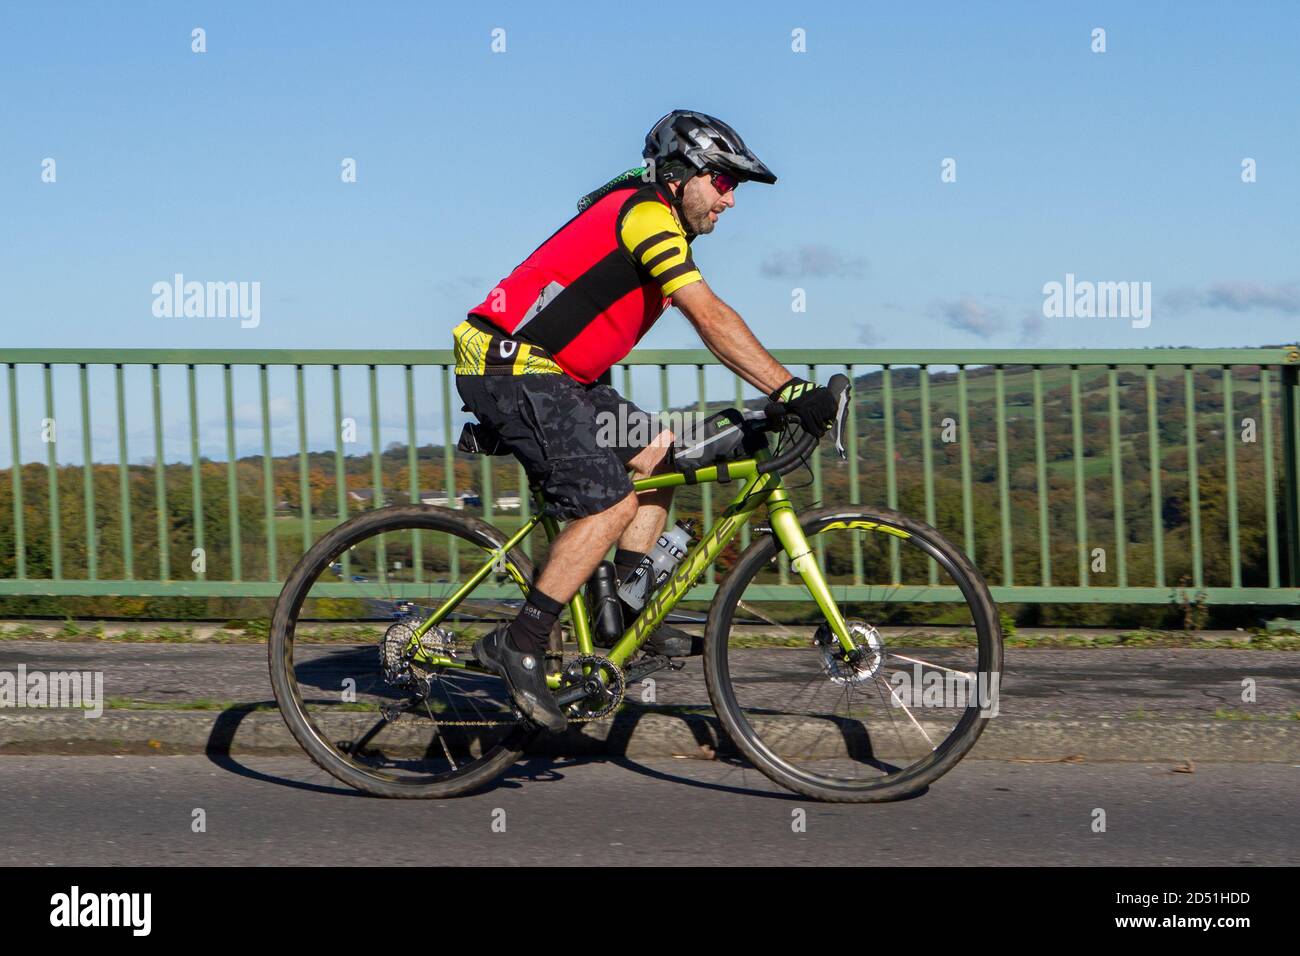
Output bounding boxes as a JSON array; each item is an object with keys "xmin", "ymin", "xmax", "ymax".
[{"xmin": 2, "ymin": 1, "xmax": 1297, "ymax": 464}]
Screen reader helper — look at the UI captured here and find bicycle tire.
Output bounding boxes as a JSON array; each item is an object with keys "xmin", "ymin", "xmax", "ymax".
[
  {"xmin": 704, "ymin": 504, "xmax": 1003, "ymax": 803},
  {"xmin": 269, "ymin": 504, "xmax": 539, "ymax": 798}
]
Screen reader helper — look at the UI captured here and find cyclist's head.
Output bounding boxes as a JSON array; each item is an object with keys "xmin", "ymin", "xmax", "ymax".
[
  {"xmin": 643, "ymin": 109, "xmax": 775, "ymax": 236},
  {"xmin": 644, "ymin": 109, "xmax": 777, "ymax": 186}
]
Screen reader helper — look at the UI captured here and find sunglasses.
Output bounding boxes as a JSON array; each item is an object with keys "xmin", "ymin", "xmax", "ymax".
[{"xmin": 709, "ymin": 172, "xmax": 739, "ymax": 194}]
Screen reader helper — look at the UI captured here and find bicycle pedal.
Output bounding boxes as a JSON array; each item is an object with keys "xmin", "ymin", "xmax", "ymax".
[{"xmin": 624, "ymin": 655, "xmax": 672, "ymax": 684}]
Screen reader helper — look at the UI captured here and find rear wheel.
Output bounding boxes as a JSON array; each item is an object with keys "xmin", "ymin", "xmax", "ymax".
[
  {"xmin": 704, "ymin": 505, "xmax": 1002, "ymax": 803},
  {"xmin": 268, "ymin": 504, "xmax": 539, "ymax": 798}
]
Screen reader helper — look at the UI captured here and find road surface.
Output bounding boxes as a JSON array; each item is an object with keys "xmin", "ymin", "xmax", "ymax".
[{"xmin": 0, "ymin": 754, "xmax": 1294, "ymax": 865}]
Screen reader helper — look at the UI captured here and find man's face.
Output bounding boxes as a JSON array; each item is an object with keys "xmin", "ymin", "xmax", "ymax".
[{"xmin": 678, "ymin": 173, "xmax": 736, "ymax": 235}]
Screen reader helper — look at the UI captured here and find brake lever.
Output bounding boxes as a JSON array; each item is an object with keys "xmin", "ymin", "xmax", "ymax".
[{"xmin": 831, "ymin": 386, "xmax": 850, "ymax": 460}]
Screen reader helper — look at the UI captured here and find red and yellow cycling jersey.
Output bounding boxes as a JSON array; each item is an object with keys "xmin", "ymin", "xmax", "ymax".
[{"xmin": 461, "ymin": 180, "xmax": 702, "ymax": 383}]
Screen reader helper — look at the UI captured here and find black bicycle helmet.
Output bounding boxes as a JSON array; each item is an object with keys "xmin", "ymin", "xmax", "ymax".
[{"xmin": 643, "ymin": 109, "xmax": 777, "ymax": 186}]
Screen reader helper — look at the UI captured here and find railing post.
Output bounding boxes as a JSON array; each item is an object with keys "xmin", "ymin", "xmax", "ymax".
[
  {"xmin": 440, "ymin": 366, "xmax": 459, "ymax": 578},
  {"xmin": 79, "ymin": 363, "xmax": 97, "ymax": 580},
  {"xmin": 188, "ymin": 364, "xmax": 204, "ymax": 580},
  {"xmin": 8, "ymin": 364, "xmax": 26, "ymax": 580},
  {"xmin": 258, "ymin": 364, "xmax": 276, "ymax": 582},
  {"xmin": 43, "ymin": 363, "xmax": 61, "ymax": 580},
  {"xmin": 332, "ymin": 364, "xmax": 349, "ymax": 577},
  {"xmin": 223, "ymin": 364, "xmax": 241, "ymax": 581},
  {"xmin": 368, "ymin": 364, "xmax": 385, "ymax": 581},
  {"xmin": 296, "ymin": 364, "xmax": 312, "ymax": 550},
  {"xmin": 1283, "ymin": 364, "xmax": 1300, "ymax": 586}
]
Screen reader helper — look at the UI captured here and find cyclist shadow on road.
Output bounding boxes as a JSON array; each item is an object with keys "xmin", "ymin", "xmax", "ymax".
[
  {"xmin": 203, "ymin": 701, "xmax": 926, "ymax": 802},
  {"xmin": 208, "ymin": 646, "xmax": 926, "ymax": 802},
  {"xmin": 204, "ymin": 703, "xmax": 364, "ymax": 798},
  {"xmin": 517, "ymin": 696, "xmax": 929, "ymax": 802}
]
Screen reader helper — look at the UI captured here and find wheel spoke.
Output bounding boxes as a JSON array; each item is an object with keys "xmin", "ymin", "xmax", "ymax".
[
  {"xmin": 712, "ymin": 514, "xmax": 1000, "ymax": 800},
  {"xmin": 886, "ymin": 651, "xmax": 976, "ymax": 679},
  {"xmin": 421, "ymin": 697, "xmax": 458, "ymax": 772},
  {"xmin": 270, "ymin": 508, "xmax": 536, "ymax": 796},
  {"xmin": 875, "ymin": 673, "xmax": 936, "ymax": 751}
]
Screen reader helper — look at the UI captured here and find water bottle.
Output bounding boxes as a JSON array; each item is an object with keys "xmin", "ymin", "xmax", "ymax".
[
  {"xmin": 617, "ymin": 520, "xmax": 696, "ymax": 611},
  {"xmin": 586, "ymin": 561, "xmax": 623, "ymax": 646}
]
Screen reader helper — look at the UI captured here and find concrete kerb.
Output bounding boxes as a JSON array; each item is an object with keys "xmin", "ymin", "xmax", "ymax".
[{"xmin": 1, "ymin": 707, "xmax": 1296, "ymax": 763}]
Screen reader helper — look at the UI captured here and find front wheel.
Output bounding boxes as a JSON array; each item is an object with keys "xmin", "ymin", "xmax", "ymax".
[{"xmin": 704, "ymin": 505, "xmax": 1003, "ymax": 803}]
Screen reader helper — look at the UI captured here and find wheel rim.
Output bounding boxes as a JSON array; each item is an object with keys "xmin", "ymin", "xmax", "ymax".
[
  {"xmin": 714, "ymin": 517, "xmax": 998, "ymax": 795},
  {"xmin": 274, "ymin": 511, "xmax": 535, "ymax": 789}
]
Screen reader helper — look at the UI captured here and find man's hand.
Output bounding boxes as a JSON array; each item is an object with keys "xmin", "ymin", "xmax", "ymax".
[{"xmin": 771, "ymin": 378, "xmax": 837, "ymax": 435}]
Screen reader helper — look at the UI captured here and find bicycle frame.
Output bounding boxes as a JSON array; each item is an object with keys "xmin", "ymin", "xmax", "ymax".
[{"xmin": 408, "ymin": 449, "xmax": 856, "ymax": 684}]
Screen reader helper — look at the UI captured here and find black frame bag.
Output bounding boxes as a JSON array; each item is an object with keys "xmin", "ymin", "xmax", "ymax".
[{"xmin": 672, "ymin": 407, "xmax": 770, "ymax": 484}]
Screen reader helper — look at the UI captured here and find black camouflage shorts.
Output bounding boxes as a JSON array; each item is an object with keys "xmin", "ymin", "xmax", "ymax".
[{"xmin": 455, "ymin": 374, "xmax": 660, "ymax": 521}]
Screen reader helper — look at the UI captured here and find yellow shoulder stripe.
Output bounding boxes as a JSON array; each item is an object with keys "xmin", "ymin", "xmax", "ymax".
[{"xmin": 619, "ymin": 201, "xmax": 702, "ymax": 296}]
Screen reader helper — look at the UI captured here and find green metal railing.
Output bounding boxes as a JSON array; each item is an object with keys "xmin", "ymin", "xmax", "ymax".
[{"xmin": 2, "ymin": 347, "xmax": 1299, "ymax": 606}]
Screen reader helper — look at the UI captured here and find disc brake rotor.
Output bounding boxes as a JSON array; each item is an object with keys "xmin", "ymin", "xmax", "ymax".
[{"xmin": 813, "ymin": 620, "xmax": 884, "ymax": 685}]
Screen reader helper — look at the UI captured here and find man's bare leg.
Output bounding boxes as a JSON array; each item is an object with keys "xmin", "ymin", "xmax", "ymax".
[
  {"xmin": 606, "ymin": 430, "xmax": 698, "ymax": 655},
  {"xmin": 475, "ymin": 490, "xmax": 638, "ymax": 734},
  {"xmin": 532, "ymin": 492, "xmax": 638, "ymax": 602},
  {"xmin": 618, "ymin": 429, "xmax": 676, "ymax": 553},
  {"xmin": 508, "ymin": 430, "xmax": 695, "ymax": 677},
  {"xmin": 529, "ymin": 432, "xmax": 675, "ymax": 600}
]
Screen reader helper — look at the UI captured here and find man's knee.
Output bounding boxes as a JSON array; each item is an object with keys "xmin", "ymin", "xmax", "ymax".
[
  {"xmin": 627, "ymin": 430, "xmax": 676, "ymax": 479},
  {"xmin": 602, "ymin": 490, "xmax": 640, "ymax": 527},
  {"xmin": 617, "ymin": 489, "xmax": 640, "ymax": 520}
]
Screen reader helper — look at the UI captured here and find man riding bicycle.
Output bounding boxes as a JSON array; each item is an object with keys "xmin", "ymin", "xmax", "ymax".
[{"xmin": 453, "ymin": 109, "xmax": 839, "ymax": 732}]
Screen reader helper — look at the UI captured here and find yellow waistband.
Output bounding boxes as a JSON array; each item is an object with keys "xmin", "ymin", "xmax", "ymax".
[{"xmin": 452, "ymin": 320, "xmax": 565, "ymax": 376}]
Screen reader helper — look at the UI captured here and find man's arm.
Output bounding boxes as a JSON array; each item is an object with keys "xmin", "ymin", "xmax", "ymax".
[{"xmin": 671, "ymin": 279, "xmax": 793, "ymax": 395}]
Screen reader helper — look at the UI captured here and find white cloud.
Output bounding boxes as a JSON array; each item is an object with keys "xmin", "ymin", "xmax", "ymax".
[
  {"xmin": 1164, "ymin": 280, "xmax": 1300, "ymax": 316},
  {"xmin": 937, "ymin": 296, "xmax": 1002, "ymax": 337},
  {"xmin": 760, "ymin": 244, "xmax": 868, "ymax": 279}
]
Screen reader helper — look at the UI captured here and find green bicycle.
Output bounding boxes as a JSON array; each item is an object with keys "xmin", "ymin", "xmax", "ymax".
[{"xmin": 269, "ymin": 374, "xmax": 1002, "ymax": 802}]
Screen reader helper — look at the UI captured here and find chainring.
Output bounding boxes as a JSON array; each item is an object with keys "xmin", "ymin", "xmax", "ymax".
[{"xmin": 559, "ymin": 654, "xmax": 625, "ymax": 720}]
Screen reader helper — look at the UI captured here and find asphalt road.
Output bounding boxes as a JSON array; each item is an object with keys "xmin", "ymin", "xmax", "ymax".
[{"xmin": 0, "ymin": 754, "xmax": 1294, "ymax": 865}]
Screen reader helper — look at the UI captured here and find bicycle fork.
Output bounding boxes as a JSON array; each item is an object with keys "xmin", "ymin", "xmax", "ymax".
[{"xmin": 764, "ymin": 488, "xmax": 856, "ymax": 653}]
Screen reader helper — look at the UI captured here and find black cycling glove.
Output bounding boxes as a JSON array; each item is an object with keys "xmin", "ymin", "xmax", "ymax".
[{"xmin": 771, "ymin": 377, "xmax": 838, "ymax": 436}]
